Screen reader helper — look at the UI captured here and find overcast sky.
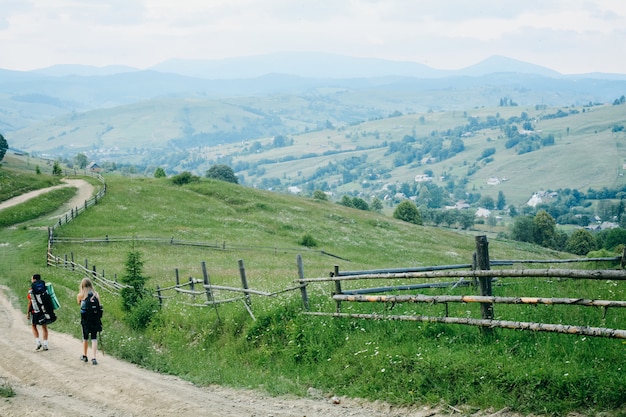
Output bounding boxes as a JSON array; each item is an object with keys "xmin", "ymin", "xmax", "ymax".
[{"xmin": 1, "ymin": 0, "xmax": 625, "ymax": 74}]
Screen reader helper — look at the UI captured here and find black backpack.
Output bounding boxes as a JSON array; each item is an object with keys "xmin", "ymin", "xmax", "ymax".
[
  {"xmin": 30, "ymin": 280, "xmax": 57, "ymax": 325},
  {"xmin": 82, "ymin": 292, "xmax": 103, "ymax": 320}
]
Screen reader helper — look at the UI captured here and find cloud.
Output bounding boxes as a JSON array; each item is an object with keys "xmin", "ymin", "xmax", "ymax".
[{"xmin": 0, "ymin": 0, "xmax": 625, "ymax": 73}]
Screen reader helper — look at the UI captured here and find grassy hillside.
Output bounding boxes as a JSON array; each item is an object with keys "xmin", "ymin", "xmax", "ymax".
[
  {"xmin": 6, "ymin": 91, "xmax": 626, "ymax": 212},
  {"xmin": 0, "ymin": 154, "xmax": 63, "ymax": 200},
  {"xmin": 1, "ymin": 158, "xmax": 625, "ymax": 415},
  {"xmin": 229, "ymin": 103, "xmax": 626, "ymax": 205}
]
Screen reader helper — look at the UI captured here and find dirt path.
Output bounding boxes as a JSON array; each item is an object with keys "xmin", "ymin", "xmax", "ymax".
[
  {"xmin": 0, "ymin": 180, "xmax": 524, "ymax": 417},
  {"xmin": 0, "ymin": 286, "xmax": 454, "ymax": 417},
  {"xmin": 0, "ymin": 179, "xmax": 95, "ymax": 213}
]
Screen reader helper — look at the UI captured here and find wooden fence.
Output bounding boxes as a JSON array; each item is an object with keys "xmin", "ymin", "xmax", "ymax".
[
  {"xmin": 47, "ymin": 250, "xmax": 127, "ymax": 295},
  {"xmin": 43, "ymin": 174, "xmax": 626, "ymax": 338},
  {"xmin": 49, "ymin": 171, "xmax": 106, "ymax": 231},
  {"xmin": 296, "ymin": 236, "xmax": 626, "ymax": 339},
  {"xmin": 48, "ymin": 234, "xmax": 340, "ymax": 258},
  {"xmin": 49, "ymin": 234, "xmax": 626, "ymax": 338},
  {"xmin": 47, "ymin": 251, "xmax": 308, "ymax": 321},
  {"xmin": 46, "ymin": 171, "xmax": 106, "ymax": 263}
]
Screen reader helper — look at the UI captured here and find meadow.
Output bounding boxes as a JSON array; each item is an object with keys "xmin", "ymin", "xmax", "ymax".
[
  {"xmin": 184, "ymin": 103, "xmax": 626, "ymax": 206},
  {"xmin": 1, "ymin": 155, "xmax": 625, "ymax": 416}
]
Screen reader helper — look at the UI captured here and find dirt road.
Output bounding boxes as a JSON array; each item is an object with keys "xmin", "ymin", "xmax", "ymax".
[
  {"xmin": 0, "ymin": 286, "xmax": 453, "ymax": 417},
  {"xmin": 0, "ymin": 179, "xmax": 95, "ymax": 214}
]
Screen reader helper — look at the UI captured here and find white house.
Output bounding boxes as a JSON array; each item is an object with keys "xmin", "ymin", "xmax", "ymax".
[{"xmin": 475, "ymin": 208, "xmax": 492, "ymax": 218}]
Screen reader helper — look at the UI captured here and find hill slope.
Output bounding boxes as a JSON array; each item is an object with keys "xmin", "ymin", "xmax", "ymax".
[{"xmin": 1, "ymin": 158, "xmax": 625, "ymax": 416}]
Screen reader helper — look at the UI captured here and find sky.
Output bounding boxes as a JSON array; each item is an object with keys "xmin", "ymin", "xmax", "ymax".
[{"xmin": 1, "ymin": 0, "xmax": 626, "ymax": 74}]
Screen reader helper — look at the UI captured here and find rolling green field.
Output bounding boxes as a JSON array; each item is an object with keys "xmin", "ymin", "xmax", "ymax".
[
  {"xmin": 8, "ymin": 92, "xmax": 626, "ymax": 210},
  {"xmin": 242, "ymin": 104, "xmax": 626, "ymax": 205},
  {"xmin": 1, "ymin": 155, "xmax": 625, "ymax": 416}
]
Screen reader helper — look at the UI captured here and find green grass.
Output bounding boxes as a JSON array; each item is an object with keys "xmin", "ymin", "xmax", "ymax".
[
  {"xmin": 1, "ymin": 160, "xmax": 625, "ymax": 416},
  {"xmin": 0, "ymin": 187, "xmax": 77, "ymax": 228},
  {"xmin": 0, "ymin": 160, "xmax": 62, "ymax": 201},
  {"xmin": 0, "ymin": 378, "xmax": 15, "ymax": 398}
]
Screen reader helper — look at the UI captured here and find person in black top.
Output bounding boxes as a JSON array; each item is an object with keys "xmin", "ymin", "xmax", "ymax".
[
  {"xmin": 26, "ymin": 274, "xmax": 49, "ymax": 351},
  {"xmin": 76, "ymin": 277, "xmax": 102, "ymax": 365}
]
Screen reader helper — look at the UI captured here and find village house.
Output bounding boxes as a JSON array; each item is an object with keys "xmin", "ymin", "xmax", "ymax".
[{"xmin": 86, "ymin": 162, "xmax": 102, "ymax": 172}]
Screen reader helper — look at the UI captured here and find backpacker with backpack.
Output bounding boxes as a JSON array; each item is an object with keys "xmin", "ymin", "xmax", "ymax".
[
  {"xmin": 30, "ymin": 279, "xmax": 57, "ymax": 325},
  {"xmin": 81, "ymin": 292, "xmax": 103, "ymax": 332}
]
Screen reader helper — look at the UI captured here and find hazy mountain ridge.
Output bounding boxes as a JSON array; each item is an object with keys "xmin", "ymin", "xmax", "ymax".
[
  {"xmin": 21, "ymin": 52, "xmax": 623, "ymax": 79},
  {"xmin": 1, "ymin": 53, "xmax": 625, "ymax": 121}
]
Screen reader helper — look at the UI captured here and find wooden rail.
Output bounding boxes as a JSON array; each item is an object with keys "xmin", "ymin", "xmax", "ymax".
[
  {"xmin": 296, "ymin": 237, "xmax": 626, "ymax": 339},
  {"xmin": 304, "ymin": 312, "xmax": 626, "ymax": 339}
]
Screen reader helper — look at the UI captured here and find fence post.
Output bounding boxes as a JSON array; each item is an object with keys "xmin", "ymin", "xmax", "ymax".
[
  {"xmin": 297, "ymin": 254, "xmax": 309, "ymax": 311},
  {"xmin": 238, "ymin": 259, "xmax": 252, "ymax": 306},
  {"xmin": 333, "ymin": 265, "xmax": 342, "ymax": 313},
  {"xmin": 475, "ymin": 235, "xmax": 494, "ymax": 322},
  {"xmin": 189, "ymin": 277, "xmax": 195, "ymax": 302},
  {"xmin": 202, "ymin": 261, "xmax": 221, "ymax": 324},
  {"xmin": 47, "ymin": 227, "xmax": 52, "ymax": 266},
  {"xmin": 175, "ymin": 268, "xmax": 180, "ymax": 287},
  {"xmin": 71, "ymin": 252, "xmax": 75, "ymax": 271},
  {"xmin": 621, "ymin": 247, "xmax": 626, "ymax": 269},
  {"xmin": 201, "ymin": 261, "xmax": 211, "ymax": 301},
  {"xmin": 156, "ymin": 285, "xmax": 162, "ymax": 308}
]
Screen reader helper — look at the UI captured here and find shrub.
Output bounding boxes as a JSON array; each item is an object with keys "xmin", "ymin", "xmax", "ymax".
[
  {"xmin": 312, "ymin": 190, "xmax": 328, "ymax": 201},
  {"xmin": 298, "ymin": 233, "xmax": 318, "ymax": 247},
  {"xmin": 565, "ymin": 229, "xmax": 597, "ymax": 255},
  {"xmin": 0, "ymin": 378, "xmax": 14, "ymax": 398},
  {"xmin": 206, "ymin": 164, "xmax": 238, "ymax": 184},
  {"xmin": 125, "ymin": 296, "xmax": 160, "ymax": 331},
  {"xmin": 393, "ymin": 200, "xmax": 422, "ymax": 225},
  {"xmin": 120, "ymin": 251, "xmax": 158, "ymax": 330},
  {"xmin": 154, "ymin": 167, "xmax": 166, "ymax": 178},
  {"xmin": 171, "ymin": 171, "xmax": 199, "ymax": 185}
]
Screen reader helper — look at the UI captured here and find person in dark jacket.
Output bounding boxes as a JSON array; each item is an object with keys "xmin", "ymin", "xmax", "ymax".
[
  {"xmin": 26, "ymin": 274, "xmax": 49, "ymax": 351},
  {"xmin": 76, "ymin": 277, "xmax": 102, "ymax": 365}
]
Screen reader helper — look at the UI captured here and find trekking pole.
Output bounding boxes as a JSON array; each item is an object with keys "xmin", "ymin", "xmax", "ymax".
[{"xmin": 99, "ymin": 331, "xmax": 105, "ymax": 356}]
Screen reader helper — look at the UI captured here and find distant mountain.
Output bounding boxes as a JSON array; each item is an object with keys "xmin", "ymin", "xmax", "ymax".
[
  {"xmin": 7, "ymin": 53, "xmax": 626, "ymax": 81},
  {"xmin": 2, "ymin": 52, "xmax": 626, "ymax": 157},
  {"xmin": 32, "ymin": 64, "xmax": 140, "ymax": 77},
  {"xmin": 150, "ymin": 51, "xmax": 449, "ymax": 79},
  {"xmin": 452, "ymin": 55, "xmax": 561, "ymax": 78}
]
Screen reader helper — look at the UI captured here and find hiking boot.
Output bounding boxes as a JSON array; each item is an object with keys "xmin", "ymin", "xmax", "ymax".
[
  {"xmin": 42, "ymin": 345, "xmax": 49, "ymax": 351},
  {"xmin": 80, "ymin": 355, "xmax": 88, "ymax": 362},
  {"xmin": 92, "ymin": 358, "xmax": 98, "ymax": 365},
  {"xmin": 35, "ymin": 343, "xmax": 42, "ymax": 351}
]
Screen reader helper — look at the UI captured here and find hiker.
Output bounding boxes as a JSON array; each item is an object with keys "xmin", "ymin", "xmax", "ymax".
[
  {"xmin": 77, "ymin": 277, "xmax": 103, "ymax": 365},
  {"xmin": 26, "ymin": 274, "xmax": 50, "ymax": 351}
]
